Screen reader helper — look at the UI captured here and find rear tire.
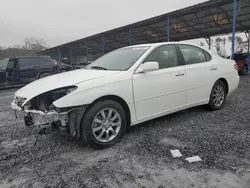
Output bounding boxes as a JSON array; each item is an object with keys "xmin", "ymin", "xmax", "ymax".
[
  {"xmin": 38, "ymin": 72, "xmax": 51, "ymax": 79},
  {"xmin": 81, "ymin": 100, "xmax": 126, "ymax": 149},
  {"xmin": 207, "ymin": 80, "xmax": 227, "ymax": 111}
]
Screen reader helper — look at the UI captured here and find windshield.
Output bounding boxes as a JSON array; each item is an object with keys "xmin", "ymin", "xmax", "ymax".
[
  {"xmin": 0, "ymin": 58, "xmax": 9, "ymax": 71},
  {"xmin": 87, "ymin": 46, "xmax": 150, "ymax": 71}
]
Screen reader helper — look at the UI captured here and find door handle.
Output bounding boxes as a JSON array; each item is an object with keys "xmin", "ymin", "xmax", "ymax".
[
  {"xmin": 175, "ymin": 73, "xmax": 185, "ymax": 77},
  {"xmin": 211, "ymin": 67, "xmax": 218, "ymax": 71}
]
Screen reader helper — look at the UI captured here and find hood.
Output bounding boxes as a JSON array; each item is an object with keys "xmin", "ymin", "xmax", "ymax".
[{"xmin": 15, "ymin": 69, "xmax": 120, "ymax": 100}]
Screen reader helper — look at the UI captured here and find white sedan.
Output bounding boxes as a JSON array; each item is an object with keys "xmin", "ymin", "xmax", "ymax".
[{"xmin": 11, "ymin": 42, "xmax": 239, "ymax": 148}]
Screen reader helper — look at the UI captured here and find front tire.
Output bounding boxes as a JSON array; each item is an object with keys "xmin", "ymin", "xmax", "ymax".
[
  {"xmin": 81, "ymin": 100, "xmax": 126, "ymax": 149},
  {"xmin": 207, "ymin": 80, "xmax": 227, "ymax": 110}
]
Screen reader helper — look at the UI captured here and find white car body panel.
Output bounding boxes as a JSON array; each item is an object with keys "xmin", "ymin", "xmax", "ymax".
[
  {"xmin": 53, "ymin": 72, "xmax": 137, "ymax": 123},
  {"xmin": 12, "ymin": 42, "xmax": 240, "ymax": 128},
  {"xmin": 185, "ymin": 58, "xmax": 219, "ymax": 107},
  {"xmin": 133, "ymin": 66, "xmax": 186, "ymax": 121},
  {"xmin": 15, "ymin": 69, "xmax": 120, "ymax": 103}
]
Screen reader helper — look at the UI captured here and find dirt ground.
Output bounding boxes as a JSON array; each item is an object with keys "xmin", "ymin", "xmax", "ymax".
[{"xmin": 0, "ymin": 77, "xmax": 250, "ymax": 188}]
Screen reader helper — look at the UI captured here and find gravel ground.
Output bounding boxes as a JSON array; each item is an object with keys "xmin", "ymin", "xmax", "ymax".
[{"xmin": 0, "ymin": 77, "xmax": 250, "ymax": 188}]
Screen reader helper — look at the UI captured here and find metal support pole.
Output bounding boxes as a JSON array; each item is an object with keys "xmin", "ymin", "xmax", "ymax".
[
  {"xmin": 129, "ymin": 28, "xmax": 132, "ymax": 46},
  {"xmin": 57, "ymin": 47, "xmax": 60, "ymax": 61},
  {"xmin": 248, "ymin": 30, "xmax": 250, "ymax": 74},
  {"xmin": 86, "ymin": 41, "xmax": 88, "ymax": 63},
  {"xmin": 247, "ymin": 31, "xmax": 250, "ymax": 53},
  {"xmin": 167, "ymin": 16, "xmax": 170, "ymax": 42},
  {"xmin": 232, "ymin": 0, "xmax": 237, "ymax": 59},
  {"xmin": 101, "ymin": 35, "xmax": 105, "ymax": 53},
  {"xmin": 69, "ymin": 45, "xmax": 72, "ymax": 66},
  {"xmin": 208, "ymin": 37, "xmax": 211, "ymax": 50}
]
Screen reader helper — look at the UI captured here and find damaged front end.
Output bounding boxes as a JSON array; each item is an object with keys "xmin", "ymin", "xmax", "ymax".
[{"xmin": 11, "ymin": 86, "xmax": 86, "ymax": 138}]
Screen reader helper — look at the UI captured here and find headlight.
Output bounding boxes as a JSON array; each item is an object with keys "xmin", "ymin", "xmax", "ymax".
[
  {"xmin": 51, "ymin": 86, "xmax": 77, "ymax": 101},
  {"xmin": 66, "ymin": 87, "xmax": 77, "ymax": 94},
  {"xmin": 14, "ymin": 96, "xmax": 27, "ymax": 106},
  {"xmin": 29, "ymin": 86, "xmax": 78, "ymax": 112}
]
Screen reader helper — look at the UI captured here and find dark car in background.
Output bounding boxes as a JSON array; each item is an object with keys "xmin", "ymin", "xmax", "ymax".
[
  {"xmin": 0, "ymin": 56, "xmax": 59, "ymax": 88},
  {"xmin": 228, "ymin": 53, "xmax": 249, "ymax": 75},
  {"xmin": 56, "ymin": 61, "xmax": 72, "ymax": 72}
]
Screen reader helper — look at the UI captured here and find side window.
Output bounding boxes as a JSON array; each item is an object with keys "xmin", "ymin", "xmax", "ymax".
[
  {"xmin": 204, "ymin": 50, "xmax": 212, "ymax": 61},
  {"xmin": 37, "ymin": 57, "xmax": 51, "ymax": 65},
  {"xmin": 7, "ymin": 60, "xmax": 16, "ymax": 69},
  {"xmin": 179, "ymin": 44, "xmax": 206, "ymax": 65},
  {"xmin": 144, "ymin": 45, "xmax": 179, "ymax": 69},
  {"xmin": 18, "ymin": 58, "xmax": 34, "ymax": 66}
]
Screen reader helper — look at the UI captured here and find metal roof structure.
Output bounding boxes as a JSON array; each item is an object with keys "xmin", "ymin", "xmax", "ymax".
[{"xmin": 39, "ymin": 0, "xmax": 250, "ymax": 63}]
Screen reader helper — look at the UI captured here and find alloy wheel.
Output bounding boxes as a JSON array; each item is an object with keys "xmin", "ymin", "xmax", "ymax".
[
  {"xmin": 212, "ymin": 85, "xmax": 225, "ymax": 107},
  {"xmin": 92, "ymin": 108, "xmax": 122, "ymax": 143}
]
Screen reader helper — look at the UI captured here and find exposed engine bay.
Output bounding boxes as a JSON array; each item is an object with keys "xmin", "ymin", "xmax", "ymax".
[
  {"xmin": 12, "ymin": 86, "xmax": 86, "ymax": 138},
  {"xmin": 25, "ymin": 86, "xmax": 78, "ymax": 112}
]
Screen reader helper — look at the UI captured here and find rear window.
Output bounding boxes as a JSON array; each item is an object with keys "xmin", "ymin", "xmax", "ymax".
[
  {"xmin": 234, "ymin": 54, "xmax": 248, "ymax": 61},
  {"xmin": 18, "ymin": 57, "xmax": 52, "ymax": 66},
  {"xmin": 204, "ymin": 51, "xmax": 211, "ymax": 61}
]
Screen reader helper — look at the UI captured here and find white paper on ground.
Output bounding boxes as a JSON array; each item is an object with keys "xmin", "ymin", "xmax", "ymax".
[
  {"xmin": 185, "ymin": 156, "xmax": 202, "ymax": 163},
  {"xmin": 170, "ymin": 149, "xmax": 183, "ymax": 158}
]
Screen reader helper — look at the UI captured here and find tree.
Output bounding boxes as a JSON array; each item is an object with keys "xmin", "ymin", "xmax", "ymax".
[
  {"xmin": 23, "ymin": 37, "xmax": 48, "ymax": 55},
  {"xmin": 215, "ymin": 37, "xmax": 222, "ymax": 55},
  {"xmin": 0, "ymin": 37, "xmax": 49, "ymax": 59},
  {"xmin": 228, "ymin": 35, "xmax": 245, "ymax": 53}
]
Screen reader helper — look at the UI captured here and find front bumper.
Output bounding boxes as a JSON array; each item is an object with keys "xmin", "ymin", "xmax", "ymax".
[
  {"xmin": 11, "ymin": 101, "xmax": 86, "ymax": 138},
  {"xmin": 11, "ymin": 101, "xmax": 69, "ymax": 127}
]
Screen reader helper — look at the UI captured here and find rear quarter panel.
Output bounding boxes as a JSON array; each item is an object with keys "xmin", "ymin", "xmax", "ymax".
[{"xmin": 217, "ymin": 57, "xmax": 239, "ymax": 94}]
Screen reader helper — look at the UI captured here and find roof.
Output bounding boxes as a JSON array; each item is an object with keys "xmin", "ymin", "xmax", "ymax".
[
  {"xmin": 124, "ymin": 41, "xmax": 209, "ymax": 48},
  {"xmin": 13, "ymin": 56, "xmax": 50, "ymax": 59},
  {"xmin": 39, "ymin": 0, "xmax": 250, "ymax": 56}
]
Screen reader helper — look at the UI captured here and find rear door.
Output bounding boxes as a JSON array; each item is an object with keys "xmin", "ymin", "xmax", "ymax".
[
  {"xmin": 18, "ymin": 58, "xmax": 38, "ymax": 83},
  {"xmin": 177, "ymin": 44, "xmax": 218, "ymax": 107},
  {"xmin": 37, "ymin": 57, "xmax": 56, "ymax": 74}
]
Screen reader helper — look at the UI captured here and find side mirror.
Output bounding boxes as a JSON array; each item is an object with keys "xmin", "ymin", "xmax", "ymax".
[{"xmin": 136, "ymin": 61, "xmax": 159, "ymax": 73}]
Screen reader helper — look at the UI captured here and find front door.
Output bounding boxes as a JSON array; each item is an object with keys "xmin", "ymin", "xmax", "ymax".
[
  {"xmin": 6, "ymin": 59, "xmax": 19, "ymax": 85},
  {"xmin": 0, "ymin": 71, "xmax": 7, "ymax": 86},
  {"xmin": 0, "ymin": 58, "xmax": 9, "ymax": 86},
  {"xmin": 18, "ymin": 58, "xmax": 38, "ymax": 83},
  {"xmin": 133, "ymin": 44, "xmax": 186, "ymax": 121}
]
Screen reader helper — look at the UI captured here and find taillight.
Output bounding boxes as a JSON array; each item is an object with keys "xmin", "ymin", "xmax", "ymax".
[
  {"xmin": 52, "ymin": 60, "xmax": 57, "ymax": 65},
  {"xmin": 234, "ymin": 63, "xmax": 238, "ymax": 71}
]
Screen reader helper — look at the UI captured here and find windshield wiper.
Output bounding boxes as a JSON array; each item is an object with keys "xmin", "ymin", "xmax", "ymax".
[{"xmin": 90, "ymin": 66, "xmax": 107, "ymax": 70}]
